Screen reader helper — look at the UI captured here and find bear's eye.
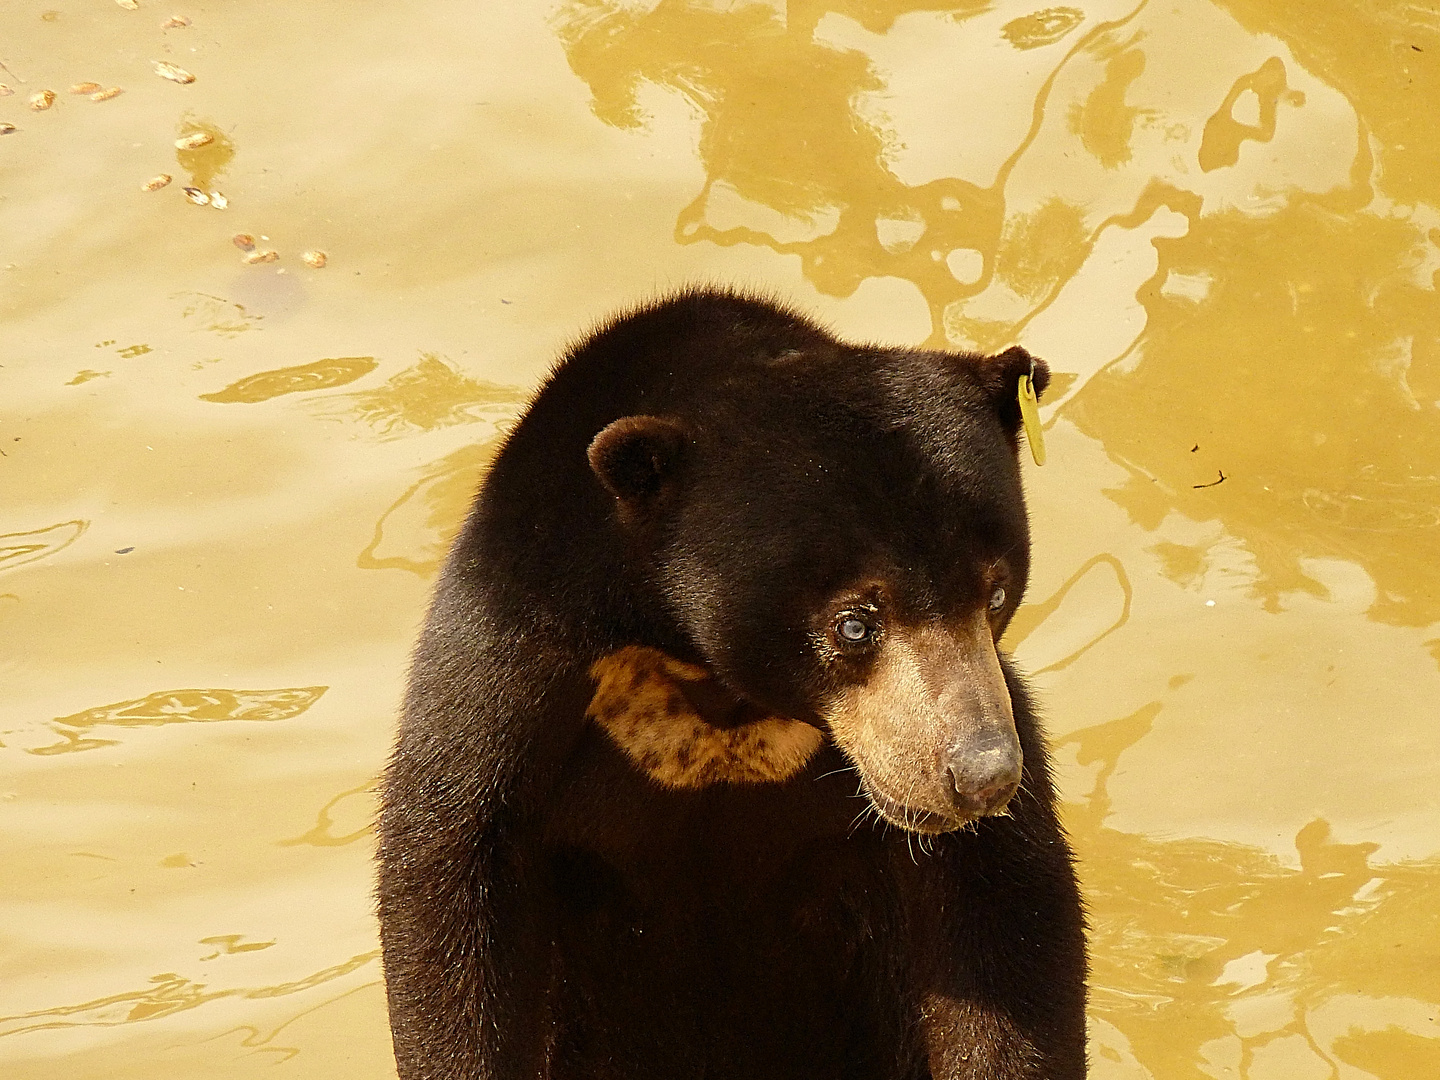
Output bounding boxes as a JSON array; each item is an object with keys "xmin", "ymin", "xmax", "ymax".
[
  {"xmin": 988, "ymin": 585, "xmax": 1006, "ymax": 612},
  {"xmin": 835, "ymin": 615, "xmax": 875, "ymax": 645}
]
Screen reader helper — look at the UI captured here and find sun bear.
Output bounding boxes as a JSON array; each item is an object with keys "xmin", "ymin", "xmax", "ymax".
[{"xmin": 376, "ymin": 289, "xmax": 1087, "ymax": 1080}]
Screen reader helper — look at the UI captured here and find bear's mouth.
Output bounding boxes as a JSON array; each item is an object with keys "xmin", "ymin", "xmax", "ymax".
[{"xmin": 859, "ymin": 778, "xmax": 971, "ymax": 836}]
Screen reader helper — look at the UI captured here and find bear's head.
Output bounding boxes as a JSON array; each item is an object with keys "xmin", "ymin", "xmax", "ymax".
[{"xmin": 584, "ymin": 322, "xmax": 1048, "ymax": 836}]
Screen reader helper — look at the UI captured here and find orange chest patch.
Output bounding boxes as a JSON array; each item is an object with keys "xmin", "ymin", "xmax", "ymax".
[{"xmin": 586, "ymin": 646, "xmax": 823, "ymax": 789}]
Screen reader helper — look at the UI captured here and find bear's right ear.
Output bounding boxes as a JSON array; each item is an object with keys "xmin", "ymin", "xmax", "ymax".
[
  {"xmin": 587, "ymin": 415, "xmax": 689, "ymax": 508},
  {"xmin": 974, "ymin": 345, "xmax": 1050, "ymax": 434}
]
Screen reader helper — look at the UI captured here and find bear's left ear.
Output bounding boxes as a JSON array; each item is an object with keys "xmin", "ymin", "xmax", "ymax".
[
  {"xmin": 974, "ymin": 345, "xmax": 1049, "ymax": 432},
  {"xmin": 588, "ymin": 415, "xmax": 689, "ymax": 509}
]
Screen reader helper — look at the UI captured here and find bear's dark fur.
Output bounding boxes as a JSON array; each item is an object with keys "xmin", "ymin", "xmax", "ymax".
[{"xmin": 377, "ymin": 289, "xmax": 1087, "ymax": 1080}]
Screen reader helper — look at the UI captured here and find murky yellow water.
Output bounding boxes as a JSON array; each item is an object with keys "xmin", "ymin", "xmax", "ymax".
[{"xmin": 3, "ymin": 1, "xmax": 1437, "ymax": 1077}]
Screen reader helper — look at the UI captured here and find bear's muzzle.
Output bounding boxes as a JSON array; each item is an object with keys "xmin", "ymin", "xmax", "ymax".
[{"xmin": 822, "ymin": 609, "xmax": 1023, "ymax": 834}]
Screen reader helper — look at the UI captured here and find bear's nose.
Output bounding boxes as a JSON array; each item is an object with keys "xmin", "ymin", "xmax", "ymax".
[{"xmin": 944, "ymin": 732, "xmax": 1022, "ymax": 817}]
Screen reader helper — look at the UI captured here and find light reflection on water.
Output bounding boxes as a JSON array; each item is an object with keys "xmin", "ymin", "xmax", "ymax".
[{"xmin": 1, "ymin": 0, "xmax": 1436, "ymax": 1077}]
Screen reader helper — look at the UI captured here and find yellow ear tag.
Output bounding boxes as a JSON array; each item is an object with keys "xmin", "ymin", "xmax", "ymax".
[{"xmin": 1018, "ymin": 373, "xmax": 1046, "ymax": 466}]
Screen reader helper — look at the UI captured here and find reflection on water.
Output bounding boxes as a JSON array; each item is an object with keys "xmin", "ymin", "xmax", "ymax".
[
  {"xmin": 1197, "ymin": 57, "xmax": 1301, "ymax": 173},
  {"xmin": 329, "ymin": 356, "xmax": 521, "ymax": 438},
  {"xmin": 0, "ymin": 952, "xmax": 378, "ymax": 1039},
  {"xmin": 277, "ymin": 782, "xmax": 376, "ymax": 849},
  {"xmin": 1081, "ymin": 818, "xmax": 1440, "ymax": 1077},
  {"xmin": 1069, "ymin": 37, "xmax": 1148, "ymax": 170},
  {"xmin": 3, "ymin": 0, "xmax": 1438, "ymax": 1077},
  {"xmin": 0, "ymin": 522, "xmax": 88, "ymax": 574},
  {"xmin": 554, "ymin": 0, "xmax": 1162, "ymax": 339},
  {"xmin": 1079, "ymin": 809, "xmax": 1440, "ymax": 1074},
  {"xmin": 218, "ymin": 981, "xmax": 384, "ymax": 1066},
  {"xmin": 1060, "ymin": 683, "xmax": 1440, "ymax": 1078},
  {"xmin": 358, "ymin": 436, "xmax": 507, "ymax": 576},
  {"xmin": 200, "ymin": 357, "xmax": 378, "ymax": 404},
  {"xmin": 198, "ymin": 936, "xmax": 276, "ymax": 961},
  {"xmin": 64, "ymin": 370, "xmax": 110, "ymax": 385},
  {"xmin": 555, "ymin": 0, "xmax": 998, "ymax": 328},
  {"xmin": 1213, "ymin": 0, "xmax": 1440, "ymax": 209},
  {"xmin": 176, "ymin": 293, "xmax": 264, "ymax": 337},
  {"xmin": 994, "ymin": 198, "xmax": 1090, "ymax": 308},
  {"xmin": 51, "ymin": 687, "xmax": 327, "ymax": 730},
  {"xmin": 173, "ymin": 117, "xmax": 234, "ymax": 192},
  {"xmin": 1067, "ymin": 199, "xmax": 1440, "ymax": 627},
  {"xmin": 26, "ymin": 687, "xmax": 327, "ymax": 756},
  {"xmin": 1003, "ymin": 552, "xmax": 1132, "ymax": 675},
  {"xmin": 1002, "ymin": 7, "xmax": 1086, "ymax": 50}
]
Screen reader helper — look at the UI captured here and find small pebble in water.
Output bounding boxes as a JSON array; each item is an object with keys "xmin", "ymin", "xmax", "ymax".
[
  {"xmin": 243, "ymin": 249, "xmax": 280, "ymax": 265},
  {"xmin": 0, "ymin": 123, "xmax": 17, "ymax": 135},
  {"xmin": 182, "ymin": 186, "xmax": 209, "ymax": 205},
  {"xmin": 69, "ymin": 82, "xmax": 102, "ymax": 95},
  {"xmin": 29, "ymin": 90, "xmax": 57, "ymax": 111},
  {"xmin": 91, "ymin": 86, "xmax": 125, "ymax": 102},
  {"xmin": 175, "ymin": 131, "xmax": 213, "ymax": 150},
  {"xmin": 208, "ymin": 191, "xmax": 228, "ymax": 210},
  {"xmin": 301, "ymin": 250, "xmax": 328, "ymax": 269},
  {"xmin": 141, "ymin": 173, "xmax": 172, "ymax": 191},
  {"xmin": 161, "ymin": 15, "xmax": 191, "ymax": 27},
  {"xmin": 153, "ymin": 60, "xmax": 195, "ymax": 84},
  {"xmin": 232, "ymin": 233, "xmax": 256, "ymax": 250}
]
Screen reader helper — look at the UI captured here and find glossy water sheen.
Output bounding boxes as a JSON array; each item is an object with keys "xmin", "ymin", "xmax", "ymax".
[{"xmin": 2, "ymin": 1, "xmax": 1437, "ymax": 1077}]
